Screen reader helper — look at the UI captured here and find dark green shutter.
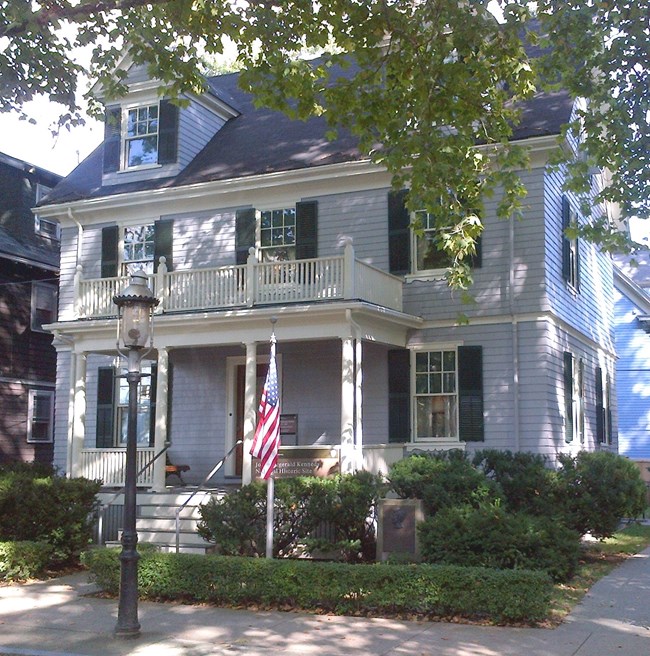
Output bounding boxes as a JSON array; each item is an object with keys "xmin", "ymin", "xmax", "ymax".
[
  {"xmin": 596, "ymin": 366, "xmax": 605, "ymax": 443},
  {"xmin": 295, "ymin": 201, "xmax": 318, "ymax": 259},
  {"xmin": 148, "ymin": 364, "xmax": 158, "ymax": 447},
  {"xmin": 154, "ymin": 219, "xmax": 174, "ymax": 272},
  {"xmin": 96, "ymin": 367, "xmax": 115, "ymax": 448},
  {"xmin": 606, "ymin": 373, "xmax": 613, "ymax": 444},
  {"xmin": 458, "ymin": 346, "xmax": 484, "ymax": 441},
  {"xmin": 235, "ymin": 208, "xmax": 256, "ymax": 264},
  {"xmin": 388, "ymin": 189, "xmax": 410, "ymax": 275},
  {"xmin": 561, "ymin": 195, "xmax": 571, "ymax": 283},
  {"xmin": 101, "ymin": 225, "xmax": 119, "ymax": 278},
  {"xmin": 388, "ymin": 349, "xmax": 410, "ymax": 443},
  {"xmin": 103, "ymin": 106, "xmax": 121, "ymax": 173},
  {"xmin": 564, "ymin": 351, "xmax": 574, "ymax": 443},
  {"xmin": 158, "ymin": 99, "xmax": 179, "ymax": 165}
]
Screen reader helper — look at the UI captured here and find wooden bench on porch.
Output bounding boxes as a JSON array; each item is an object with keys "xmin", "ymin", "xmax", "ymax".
[{"xmin": 165, "ymin": 455, "xmax": 190, "ymax": 485}]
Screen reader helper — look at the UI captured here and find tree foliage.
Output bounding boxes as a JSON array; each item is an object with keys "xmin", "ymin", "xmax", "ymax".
[{"xmin": 1, "ymin": 1, "xmax": 647, "ymax": 284}]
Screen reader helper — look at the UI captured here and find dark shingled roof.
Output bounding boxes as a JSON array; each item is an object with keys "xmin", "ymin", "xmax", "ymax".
[{"xmin": 44, "ymin": 69, "xmax": 574, "ymax": 206}]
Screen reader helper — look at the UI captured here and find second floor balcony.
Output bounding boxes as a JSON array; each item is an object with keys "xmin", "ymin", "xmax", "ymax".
[{"xmin": 73, "ymin": 242, "xmax": 403, "ymax": 320}]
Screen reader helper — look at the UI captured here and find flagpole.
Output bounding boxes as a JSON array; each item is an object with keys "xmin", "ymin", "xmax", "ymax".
[{"xmin": 266, "ymin": 475, "xmax": 274, "ymax": 559}]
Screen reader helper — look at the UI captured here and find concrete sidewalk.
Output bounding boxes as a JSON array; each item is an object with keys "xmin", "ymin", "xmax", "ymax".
[{"xmin": 1, "ymin": 548, "xmax": 649, "ymax": 656}]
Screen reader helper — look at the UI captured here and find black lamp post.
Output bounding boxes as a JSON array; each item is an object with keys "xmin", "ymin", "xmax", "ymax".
[{"xmin": 113, "ymin": 270, "xmax": 159, "ymax": 638}]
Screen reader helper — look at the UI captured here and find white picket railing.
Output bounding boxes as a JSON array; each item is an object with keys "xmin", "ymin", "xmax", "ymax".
[
  {"xmin": 74, "ymin": 242, "xmax": 402, "ymax": 319},
  {"xmin": 79, "ymin": 447, "xmax": 156, "ymax": 487}
]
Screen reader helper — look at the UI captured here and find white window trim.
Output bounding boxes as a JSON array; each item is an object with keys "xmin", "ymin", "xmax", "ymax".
[
  {"xmin": 27, "ymin": 389, "xmax": 54, "ymax": 443},
  {"xmin": 256, "ymin": 206, "xmax": 297, "ymax": 261},
  {"xmin": 120, "ymin": 100, "xmax": 161, "ymax": 172},
  {"xmin": 565, "ymin": 206, "xmax": 580, "ymax": 291},
  {"xmin": 120, "ymin": 222, "xmax": 156, "ymax": 275},
  {"xmin": 410, "ymin": 346, "xmax": 461, "ymax": 443},
  {"xmin": 407, "ymin": 210, "xmax": 450, "ymax": 281}
]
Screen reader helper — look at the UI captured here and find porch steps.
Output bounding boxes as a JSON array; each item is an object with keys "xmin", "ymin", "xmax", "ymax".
[{"xmin": 108, "ymin": 489, "xmax": 225, "ymax": 554}]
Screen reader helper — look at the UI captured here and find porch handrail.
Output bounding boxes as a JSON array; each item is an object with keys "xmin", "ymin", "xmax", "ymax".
[
  {"xmin": 96, "ymin": 444, "xmax": 169, "ymax": 546},
  {"xmin": 175, "ymin": 439, "xmax": 243, "ymax": 554}
]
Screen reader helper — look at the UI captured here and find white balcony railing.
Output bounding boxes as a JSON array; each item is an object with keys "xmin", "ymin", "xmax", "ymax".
[
  {"xmin": 74, "ymin": 242, "xmax": 403, "ymax": 319},
  {"xmin": 79, "ymin": 447, "xmax": 155, "ymax": 487}
]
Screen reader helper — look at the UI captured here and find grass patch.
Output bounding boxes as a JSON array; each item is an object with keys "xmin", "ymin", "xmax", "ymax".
[{"xmin": 548, "ymin": 522, "xmax": 650, "ymax": 624}]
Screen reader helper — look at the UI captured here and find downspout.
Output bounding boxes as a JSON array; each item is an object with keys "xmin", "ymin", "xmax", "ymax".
[
  {"xmin": 67, "ymin": 207, "xmax": 83, "ymax": 266},
  {"xmin": 509, "ymin": 213, "xmax": 521, "ymax": 451}
]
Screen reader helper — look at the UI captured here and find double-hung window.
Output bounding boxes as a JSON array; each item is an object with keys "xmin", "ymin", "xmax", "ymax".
[
  {"xmin": 122, "ymin": 224, "xmax": 155, "ymax": 275},
  {"xmin": 31, "ymin": 282, "xmax": 58, "ymax": 332},
  {"xmin": 414, "ymin": 349, "xmax": 458, "ymax": 439},
  {"xmin": 27, "ymin": 390, "xmax": 54, "ymax": 443},
  {"xmin": 412, "ymin": 210, "xmax": 453, "ymax": 274},
  {"xmin": 259, "ymin": 208, "xmax": 296, "ymax": 262},
  {"xmin": 562, "ymin": 195, "xmax": 580, "ymax": 290},
  {"xmin": 564, "ymin": 352, "xmax": 585, "ymax": 443},
  {"xmin": 125, "ymin": 105, "xmax": 159, "ymax": 168},
  {"xmin": 116, "ymin": 363, "xmax": 154, "ymax": 446}
]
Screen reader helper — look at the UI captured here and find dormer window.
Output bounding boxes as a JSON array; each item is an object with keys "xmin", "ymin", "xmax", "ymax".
[{"xmin": 103, "ymin": 99, "xmax": 178, "ymax": 174}]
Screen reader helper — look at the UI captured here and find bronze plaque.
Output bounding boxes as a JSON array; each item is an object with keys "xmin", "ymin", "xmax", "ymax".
[{"xmin": 377, "ymin": 499, "xmax": 424, "ymax": 561}]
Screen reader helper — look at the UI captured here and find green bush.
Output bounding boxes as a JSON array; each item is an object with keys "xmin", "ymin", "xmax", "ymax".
[
  {"xmin": 418, "ymin": 502, "xmax": 581, "ymax": 582},
  {"xmin": 0, "ymin": 465, "xmax": 101, "ymax": 564},
  {"xmin": 556, "ymin": 451, "xmax": 647, "ymax": 539},
  {"xmin": 197, "ymin": 472, "xmax": 384, "ymax": 561},
  {"xmin": 82, "ymin": 547, "xmax": 552, "ymax": 624},
  {"xmin": 0, "ymin": 540, "xmax": 54, "ymax": 581},
  {"xmin": 472, "ymin": 450, "xmax": 559, "ymax": 517},
  {"xmin": 389, "ymin": 451, "xmax": 501, "ymax": 515}
]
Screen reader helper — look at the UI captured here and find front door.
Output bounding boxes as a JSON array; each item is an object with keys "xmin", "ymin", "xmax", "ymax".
[{"xmin": 229, "ymin": 360, "xmax": 268, "ymax": 477}]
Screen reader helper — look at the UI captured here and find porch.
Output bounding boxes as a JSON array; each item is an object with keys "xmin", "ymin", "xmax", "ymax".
[{"xmin": 73, "ymin": 241, "xmax": 403, "ymax": 320}]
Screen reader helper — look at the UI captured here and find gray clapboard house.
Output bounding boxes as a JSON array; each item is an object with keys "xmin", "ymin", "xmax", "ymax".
[{"xmin": 38, "ymin": 61, "xmax": 617, "ymax": 502}]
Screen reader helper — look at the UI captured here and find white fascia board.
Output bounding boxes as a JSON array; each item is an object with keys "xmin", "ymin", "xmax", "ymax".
[
  {"xmin": 614, "ymin": 267, "xmax": 650, "ymax": 314},
  {"xmin": 46, "ymin": 301, "xmax": 422, "ymax": 352}
]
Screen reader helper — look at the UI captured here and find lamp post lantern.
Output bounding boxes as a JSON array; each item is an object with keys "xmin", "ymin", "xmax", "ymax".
[{"xmin": 113, "ymin": 270, "xmax": 159, "ymax": 638}]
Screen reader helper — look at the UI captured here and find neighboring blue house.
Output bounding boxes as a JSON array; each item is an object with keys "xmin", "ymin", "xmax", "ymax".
[
  {"xmin": 613, "ymin": 252, "xmax": 650, "ymax": 490},
  {"xmin": 34, "ymin": 58, "xmax": 619, "ymax": 548}
]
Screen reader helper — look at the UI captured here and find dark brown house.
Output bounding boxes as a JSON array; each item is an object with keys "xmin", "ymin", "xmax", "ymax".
[{"xmin": 0, "ymin": 151, "xmax": 61, "ymax": 465}]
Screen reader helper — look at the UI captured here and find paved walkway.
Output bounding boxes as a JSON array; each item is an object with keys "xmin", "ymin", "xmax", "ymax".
[{"xmin": 1, "ymin": 548, "xmax": 649, "ymax": 656}]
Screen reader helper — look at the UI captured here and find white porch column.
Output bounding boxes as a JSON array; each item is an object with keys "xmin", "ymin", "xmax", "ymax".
[
  {"xmin": 152, "ymin": 346, "xmax": 169, "ymax": 491},
  {"xmin": 242, "ymin": 341, "xmax": 257, "ymax": 484},
  {"xmin": 70, "ymin": 352, "xmax": 87, "ymax": 478},
  {"xmin": 354, "ymin": 337, "xmax": 363, "ymax": 471},
  {"xmin": 340, "ymin": 337, "xmax": 355, "ymax": 473}
]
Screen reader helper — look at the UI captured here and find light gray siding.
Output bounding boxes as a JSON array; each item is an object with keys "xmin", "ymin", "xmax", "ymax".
[
  {"xmin": 177, "ymin": 102, "xmax": 227, "ymax": 171},
  {"xmin": 58, "ymin": 227, "xmax": 78, "ymax": 321}
]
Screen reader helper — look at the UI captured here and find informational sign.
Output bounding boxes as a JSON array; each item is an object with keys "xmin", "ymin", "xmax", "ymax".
[{"xmin": 253, "ymin": 447, "xmax": 339, "ymax": 479}]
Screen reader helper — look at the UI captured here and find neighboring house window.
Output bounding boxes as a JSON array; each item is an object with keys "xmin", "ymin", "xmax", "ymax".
[
  {"xmin": 33, "ymin": 184, "xmax": 60, "ymax": 241},
  {"xmin": 31, "ymin": 282, "xmax": 58, "ymax": 332},
  {"xmin": 259, "ymin": 208, "xmax": 296, "ymax": 262},
  {"xmin": 596, "ymin": 366, "xmax": 612, "ymax": 444},
  {"xmin": 125, "ymin": 104, "xmax": 159, "ymax": 168},
  {"xmin": 103, "ymin": 100, "xmax": 179, "ymax": 174},
  {"xmin": 564, "ymin": 352, "xmax": 585, "ymax": 443},
  {"xmin": 414, "ymin": 349, "xmax": 458, "ymax": 439},
  {"xmin": 122, "ymin": 224, "xmax": 155, "ymax": 275},
  {"xmin": 27, "ymin": 389, "xmax": 54, "ymax": 443},
  {"xmin": 95, "ymin": 365, "xmax": 157, "ymax": 448},
  {"xmin": 562, "ymin": 195, "xmax": 580, "ymax": 290},
  {"xmin": 235, "ymin": 201, "xmax": 318, "ymax": 264}
]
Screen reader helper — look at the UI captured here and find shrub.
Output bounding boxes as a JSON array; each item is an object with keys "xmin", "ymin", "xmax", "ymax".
[
  {"xmin": 418, "ymin": 502, "xmax": 581, "ymax": 582},
  {"xmin": 0, "ymin": 466, "xmax": 101, "ymax": 564},
  {"xmin": 472, "ymin": 450, "xmax": 559, "ymax": 517},
  {"xmin": 197, "ymin": 472, "xmax": 384, "ymax": 561},
  {"xmin": 0, "ymin": 540, "xmax": 54, "ymax": 581},
  {"xmin": 82, "ymin": 547, "xmax": 552, "ymax": 624},
  {"xmin": 556, "ymin": 451, "xmax": 647, "ymax": 538},
  {"xmin": 389, "ymin": 451, "xmax": 501, "ymax": 515}
]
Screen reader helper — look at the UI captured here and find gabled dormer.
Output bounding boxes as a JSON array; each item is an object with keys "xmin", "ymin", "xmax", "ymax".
[{"xmin": 97, "ymin": 58, "xmax": 240, "ymax": 186}]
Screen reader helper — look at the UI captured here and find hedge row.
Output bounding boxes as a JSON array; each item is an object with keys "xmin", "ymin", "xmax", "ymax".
[
  {"xmin": 0, "ymin": 540, "xmax": 53, "ymax": 581},
  {"xmin": 82, "ymin": 547, "xmax": 552, "ymax": 624}
]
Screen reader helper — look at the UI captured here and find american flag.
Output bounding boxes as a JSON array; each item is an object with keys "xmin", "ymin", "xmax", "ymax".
[{"xmin": 250, "ymin": 339, "xmax": 280, "ymax": 479}]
